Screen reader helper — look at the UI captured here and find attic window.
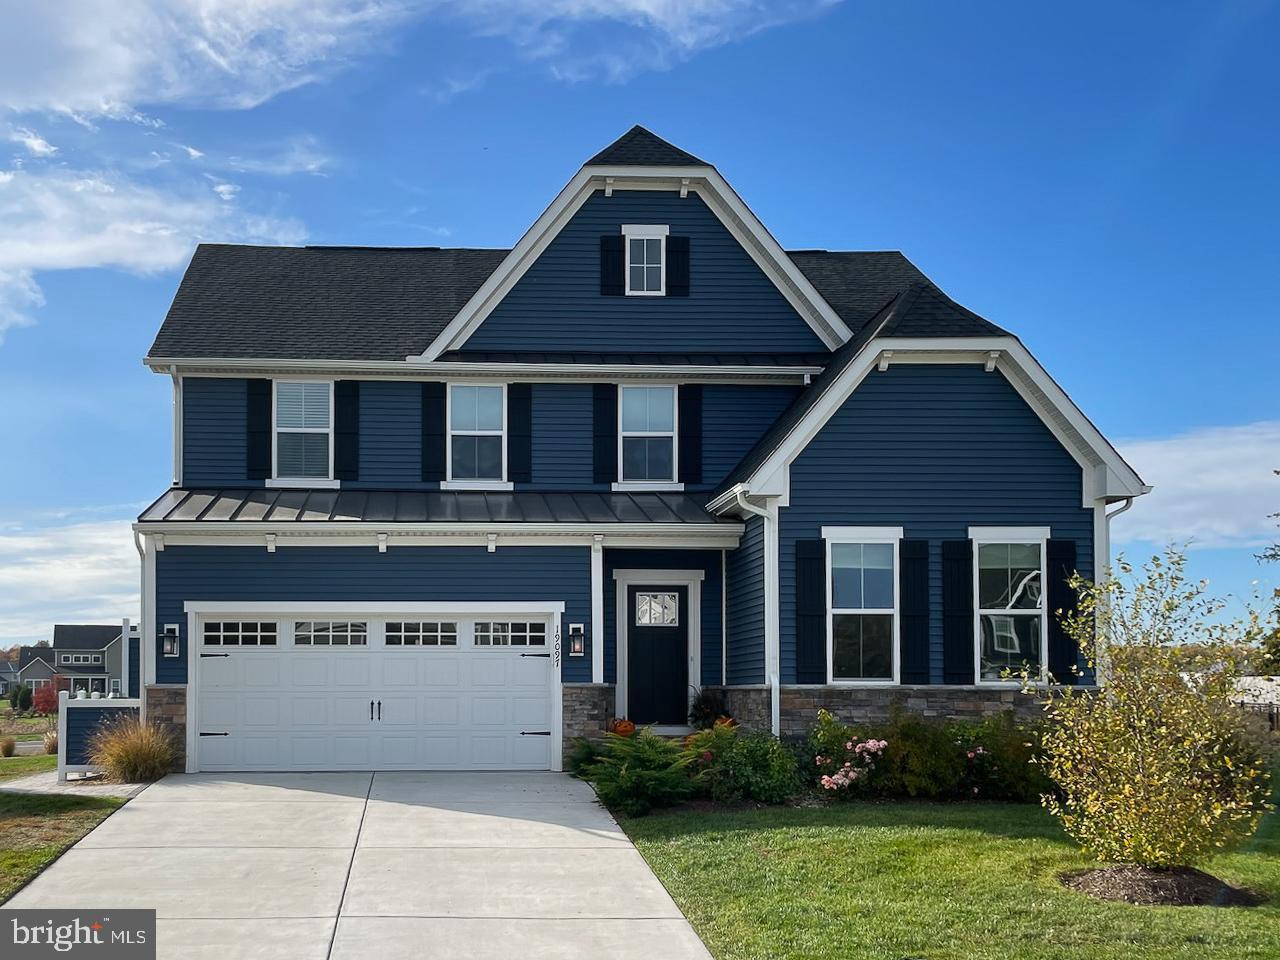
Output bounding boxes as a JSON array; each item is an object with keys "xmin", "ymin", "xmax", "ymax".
[{"xmin": 622, "ymin": 224, "xmax": 668, "ymax": 295}]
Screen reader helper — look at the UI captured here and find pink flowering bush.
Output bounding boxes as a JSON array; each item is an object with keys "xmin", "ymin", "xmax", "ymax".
[{"xmin": 816, "ymin": 736, "xmax": 887, "ymax": 791}]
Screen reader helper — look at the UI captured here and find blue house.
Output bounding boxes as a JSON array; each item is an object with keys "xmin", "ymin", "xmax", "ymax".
[{"xmin": 134, "ymin": 126, "xmax": 1148, "ymax": 773}]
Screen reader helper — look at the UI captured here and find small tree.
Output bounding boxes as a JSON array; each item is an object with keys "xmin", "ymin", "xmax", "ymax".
[
  {"xmin": 32, "ymin": 683, "xmax": 58, "ymax": 715},
  {"xmin": 16, "ymin": 684, "xmax": 33, "ymax": 712},
  {"xmin": 1036, "ymin": 548, "xmax": 1275, "ymax": 869}
]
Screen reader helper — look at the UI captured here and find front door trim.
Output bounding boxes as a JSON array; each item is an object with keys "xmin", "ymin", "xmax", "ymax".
[{"xmin": 612, "ymin": 569, "xmax": 703, "ymax": 723}]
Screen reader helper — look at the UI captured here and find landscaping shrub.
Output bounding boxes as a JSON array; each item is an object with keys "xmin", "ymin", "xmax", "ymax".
[
  {"xmin": 688, "ymin": 687, "xmax": 730, "ymax": 729},
  {"xmin": 43, "ymin": 730, "xmax": 58, "ymax": 755},
  {"xmin": 584, "ymin": 729, "xmax": 693, "ymax": 816},
  {"xmin": 1036, "ymin": 549, "xmax": 1275, "ymax": 868},
  {"xmin": 950, "ymin": 712, "xmax": 1054, "ymax": 802},
  {"xmin": 684, "ymin": 719, "xmax": 740, "ymax": 800},
  {"xmin": 16, "ymin": 685, "xmax": 32, "ymax": 712},
  {"xmin": 7, "ymin": 685, "xmax": 18, "ymax": 710},
  {"xmin": 0, "ymin": 736, "xmax": 14, "ymax": 758},
  {"xmin": 87, "ymin": 718, "xmax": 175, "ymax": 783},
  {"xmin": 32, "ymin": 684, "xmax": 58, "ymax": 715},
  {"xmin": 870, "ymin": 710, "xmax": 966, "ymax": 799},
  {"xmin": 565, "ymin": 736, "xmax": 607, "ymax": 777},
  {"xmin": 805, "ymin": 710, "xmax": 886, "ymax": 794},
  {"xmin": 720, "ymin": 730, "xmax": 801, "ymax": 803}
]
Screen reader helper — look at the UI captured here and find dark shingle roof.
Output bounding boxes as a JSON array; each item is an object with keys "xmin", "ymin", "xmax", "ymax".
[
  {"xmin": 788, "ymin": 251, "xmax": 932, "ymax": 335},
  {"xmin": 53, "ymin": 625, "xmax": 122, "ymax": 650},
  {"xmin": 18, "ymin": 647, "xmax": 55, "ymax": 669},
  {"xmin": 713, "ymin": 284, "xmax": 1006, "ymax": 495},
  {"xmin": 147, "ymin": 245, "xmax": 509, "ymax": 361},
  {"xmin": 586, "ymin": 125, "xmax": 707, "ymax": 167},
  {"xmin": 139, "ymin": 488, "xmax": 736, "ymax": 526},
  {"xmin": 435, "ymin": 350, "xmax": 829, "ymax": 367}
]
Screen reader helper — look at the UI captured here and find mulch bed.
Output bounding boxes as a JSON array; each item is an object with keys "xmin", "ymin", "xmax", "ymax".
[{"xmin": 1061, "ymin": 865, "xmax": 1266, "ymax": 907}]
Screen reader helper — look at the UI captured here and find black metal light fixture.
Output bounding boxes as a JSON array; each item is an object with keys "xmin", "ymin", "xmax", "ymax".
[
  {"xmin": 161, "ymin": 624, "xmax": 180, "ymax": 658},
  {"xmin": 568, "ymin": 623, "xmax": 586, "ymax": 657}
]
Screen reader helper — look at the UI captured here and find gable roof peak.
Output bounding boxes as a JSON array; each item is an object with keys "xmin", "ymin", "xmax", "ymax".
[{"xmin": 586, "ymin": 125, "xmax": 709, "ymax": 167}]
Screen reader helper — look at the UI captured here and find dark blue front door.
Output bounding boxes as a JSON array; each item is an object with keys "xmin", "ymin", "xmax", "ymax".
[{"xmin": 627, "ymin": 585, "xmax": 689, "ymax": 725}]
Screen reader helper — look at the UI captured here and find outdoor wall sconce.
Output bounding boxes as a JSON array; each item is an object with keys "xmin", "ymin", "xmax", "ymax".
[
  {"xmin": 568, "ymin": 623, "xmax": 586, "ymax": 657},
  {"xmin": 161, "ymin": 624, "xmax": 181, "ymax": 658}
]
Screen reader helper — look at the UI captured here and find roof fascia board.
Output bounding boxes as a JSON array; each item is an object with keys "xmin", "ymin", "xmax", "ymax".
[
  {"xmin": 418, "ymin": 165, "xmax": 852, "ymax": 359},
  {"xmin": 146, "ymin": 357, "xmax": 819, "ymax": 383},
  {"xmin": 743, "ymin": 336, "xmax": 1147, "ymax": 507}
]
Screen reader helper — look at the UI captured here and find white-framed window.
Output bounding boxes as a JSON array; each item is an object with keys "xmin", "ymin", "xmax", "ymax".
[
  {"xmin": 294, "ymin": 621, "xmax": 368, "ymax": 647},
  {"xmin": 111, "ymin": 679, "xmax": 122, "ymax": 694},
  {"xmin": 824, "ymin": 526, "xmax": 902, "ymax": 683},
  {"xmin": 29, "ymin": 678, "xmax": 50, "ymax": 690},
  {"xmin": 623, "ymin": 224, "xmax": 668, "ymax": 295},
  {"xmin": 59, "ymin": 654, "xmax": 70, "ymax": 665},
  {"xmin": 203, "ymin": 621, "xmax": 279, "ymax": 647},
  {"xmin": 618, "ymin": 385, "xmax": 677, "ymax": 484},
  {"xmin": 446, "ymin": 383, "xmax": 507, "ymax": 486},
  {"xmin": 91, "ymin": 654, "xmax": 101, "ymax": 664},
  {"xmin": 385, "ymin": 621, "xmax": 458, "ymax": 647},
  {"xmin": 635, "ymin": 592, "xmax": 679, "ymax": 627},
  {"xmin": 474, "ymin": 621, "xmax": 547, "ymax": 647},
  {"xmin": 273, "ymin": 380, "xmax": 334, "ymax": 483},
  {"xmin": 970, "ymin": 527, "xmax": 1049, "ymax": 683}
]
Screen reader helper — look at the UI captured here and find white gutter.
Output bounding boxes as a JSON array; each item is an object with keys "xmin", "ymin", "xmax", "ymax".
[{"xmin": 732, "ymin": 487, "xmax": 769, "ymax": 519}]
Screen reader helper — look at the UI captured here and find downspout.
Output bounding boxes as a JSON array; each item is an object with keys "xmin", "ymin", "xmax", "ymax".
[
  {"xmin": 732, "ymin": 488, "xmax": 780, "ymax": 736},
  {"xmin": 1094, "ymin": 495, "xmax": 1136, "ymax": 687}
]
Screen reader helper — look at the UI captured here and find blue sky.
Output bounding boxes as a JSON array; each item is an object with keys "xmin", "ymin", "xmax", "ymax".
[{"xmin": 0, "ymin": 0, "xmax": 1277, "ymax": 642}]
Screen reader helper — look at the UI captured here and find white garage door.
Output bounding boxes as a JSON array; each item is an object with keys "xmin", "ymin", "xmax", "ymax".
[{"xmin": 194, "ymin": 612, "xmax": 556, "ymax": 771}]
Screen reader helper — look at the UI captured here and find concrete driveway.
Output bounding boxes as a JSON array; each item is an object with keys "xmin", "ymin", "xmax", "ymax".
[{"xmin": 8, "ymin": 772, "xmax": 712, "ymax": 960}]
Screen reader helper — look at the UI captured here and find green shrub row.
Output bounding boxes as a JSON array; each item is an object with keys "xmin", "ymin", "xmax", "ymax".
[{"xmin": 571, "ymin": 709, "xmax": 1052, "ymax": 816}]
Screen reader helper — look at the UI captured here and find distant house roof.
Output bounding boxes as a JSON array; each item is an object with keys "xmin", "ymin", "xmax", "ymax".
[
  {"xmin": 0, "ymin": 661, "xmax": 18, "ymax": 679},
  {"xmin": 53, "ymin": 625, "xmax": 121, "ymax": 650},
  {"xmin": 18, "ymin": 647, "xmax": 54, "ymax": 669},
  {"xmin": 586, "ymin": 125, "xmax": 708, "ymax": 167},
  {"xmin": 138, "ymin": 488, "xmax": 734, "ymax": 526}
]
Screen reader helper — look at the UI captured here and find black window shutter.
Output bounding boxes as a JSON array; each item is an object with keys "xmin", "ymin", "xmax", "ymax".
[
  {"xmin": 245, "ymin": 379, "xmax": 272, "ymax": 480},
  {"xmin": 592, "ymin": 384, "xmax": 617, "ymax": 484},
  {"xmin": 941, "ymin": 540, "xmax": 975, "ymax": 684},
  {"xmin": 420, "ymin": 382, "xmax": 446, "ymax": 482},
  {"xmin": 600, "ymin": 236, "xmax": 624, "ymax": 296},
  {"xmin": 795, "ymin": 539, "xmax": 827, "ymax": 684},
  {"xmin": 508, "ymin": 383, "xmax": 533, "ymax": 484},
  {"xmin": 677, "ymin": 384, "xmax": 702, "ymax": 484},
  {"xmin": 667, "ymin": 235, "xmax": 690, "ymax": 297},
  {"xmin": 334, "ymin": 381, "xmax": 360, "ymax": 481},
  {"xmin": 1047, "ymin": 539, "xmax": 1080, "ymax": 684},
  {"xmin": 899, "ymin": 539, "xmax": 931, "ymax": 684}
]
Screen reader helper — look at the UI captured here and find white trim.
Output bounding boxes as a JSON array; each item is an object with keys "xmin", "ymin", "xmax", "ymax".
[
  {"xmin": 612, "ymin": 568, "xmax": 704, "ymax": 721},
  {"xmin": 591, "ymin": 536, "xmax": 604, "ymax": 684},
  {"xmin": 720, "ymin": 549, "xmax": 727, "ymax": 686},
  {"xmin": 824, "ymin": 527, "xmax": 902, "ymax": 686},
  {"xmin": 622, "ymin": 224, "xmax": 668, "ymax": 296},
  {"xmin": 56, "ymin": 690, "xmax": 67, "ymax": 783},
  {"xmin": 611, "ymin": 482, "xmax": 684, "ymax": 492},
  {"xmin": 617, "ymin": 383, "xmax": 678, "ymax": 484},
  {"xmin": 418, "ymin": 166, "xmax": 851, "ymax": 359},
  {"xmin": 172, "ymin": 371, "xmax": 183, "ymax": 487},
  {"xmin": 971, "ymin": 528, "xmax": 1049, "ymax": 686},
  {"xmin": 737, "ymin": 337, "xmax": 1148, "ymax": 508},
  {"xmin": 120, "ymin": 618, "xmax": 131, "ymax": 699},
  {"xmin": 272, "ymin": 379, "xmax": 335, "ymax": 484},
  {"xmin": 142, "ymin": 536, "xmax": 157, "ymax": 695},
  {"xmin": 185, "ymin": 600, "xmax": 566, "ymax": 615},
  {"xmin": 266, "ymin": 478, "xmax": 340, "ymax": 490},
  {"xmin": 446, "ymin": 381, "xmax": 508, "ymax": 484},
  {"xmin": 763, "ymin": 504, "xmax": 780, "ymax": 735}
]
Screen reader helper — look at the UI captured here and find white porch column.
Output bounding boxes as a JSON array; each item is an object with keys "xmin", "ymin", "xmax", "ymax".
[{"xmin": 591, "ymin": 534, "xmax": 604, "ymax": 683}]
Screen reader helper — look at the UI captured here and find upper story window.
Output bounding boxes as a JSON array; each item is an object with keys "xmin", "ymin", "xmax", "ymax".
[
  {"xmin": 448, "ymin": 383, "xmax": 506, "ymax": 483},
  {"xmin": 619, "ymin": 385, "xmax": 676, "ymax": 483},
  {"xmin": 275, "ymin": 381, "xmax": 333, "ymax": 481},
  {"xmin": 623, "ymin": 224, "xmax": 668, "ymax": 296},
  {"xmin": 971, "ymin": 527, "xmax": 1048, "ymax": 683},
  {"xmin": 825, "ymin": 527, "xmax": 901, "ymax": 683}
]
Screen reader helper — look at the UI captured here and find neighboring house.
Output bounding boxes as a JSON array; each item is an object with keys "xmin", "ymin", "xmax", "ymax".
[
  {"xmin": 16, "ymin": 625, "xmax": 141, "ymax": 698},
  {"xmin": 135, "ymin": 126, "xmax": 1148, "ymax": 774},
  {"xmin": 0, "ymin": 660, "xmax": 18, "ymax": 695}
]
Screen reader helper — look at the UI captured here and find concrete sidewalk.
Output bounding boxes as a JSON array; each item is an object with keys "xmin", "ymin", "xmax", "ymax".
[{"xmin": 6, "ymin": 771, "xmax": 713, "ymax": 960}]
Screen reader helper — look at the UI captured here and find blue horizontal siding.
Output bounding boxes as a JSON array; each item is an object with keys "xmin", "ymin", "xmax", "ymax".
[
  {"xmin": 702, "ymin": 384, "xmax": 802, "ymax": 487},
  {"xmin": 531, "ymin": 383, "xmax": 595, "ymax": 487},
  {"xmin": 354, "ymin": 380, "xmax": 424, "ymax": 487},
  {"xmin": 778, "ymin": 364, "xmax": 1094, "ymax": 684},
  {"xmin": 65, "ymin": 704, "xmax": 138, "ymax": 766},
  {"xmin": 602, "ymin": 548, "xmax": 724, "ymax": 688},
  {"xmin": 463, "ymin": 190, "xmax": 827, "ymax": 353},
  {"xmin": 182, "ymin": 378, "xmax": 248, "ymax": 486},
  {"xmin": 154, "ymin": 545, "xmax": 593, "ymax": 683},
  {"xmin": 724, "ymin": 515, "xmax": 766, "ymax": 684}
]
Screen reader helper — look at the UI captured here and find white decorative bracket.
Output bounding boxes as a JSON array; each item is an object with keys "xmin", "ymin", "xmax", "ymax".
[
  {"xmin": 265, "ymin": 533, "xmax": 276, "ymax": 554},
  {"xmin": 878, "ymin": 350, "xmax": 893, "ymax": 372},
  {"xmin": 153, "ymin": 534, "xmax": 165, "ymax": 552},
  {"xmin": 486, "ymin": 533, "xmax": 498, "ymax": 554},
  {"xmin": 377, "ymin": 533, "xmax": 388, "ymax": 554},
  {"xmin": 985, "ymin": 350, "xmax": 1001, "ymax": 372},
  {"xmin": 679, "ymin": 177, "xmax": 690, "ymax": 199},
  {"xmin": 604, "ymin": 177, "xmax": 615, "ymax": 198}
]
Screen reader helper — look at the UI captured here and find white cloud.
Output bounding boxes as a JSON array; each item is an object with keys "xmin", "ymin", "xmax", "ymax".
[
  {"xmin": 226, "ymin": 136, "xmax": 332, "ymax": 176},
  {"xmin": 212, "ymin": 182, "xmax": 240, "ymax": 201},
  {"xmin": 1113, "ymin": 421, "xmax": 1280, "ymax": 550},
  {"xmin": 0, "ymin": 519, "xmax": 139, "ymax": 645},
  {"xmin": 0, "ymin": 166, "xmax": 305, "ymax": 341},
  {"xmin": 177, "ymin": 143, "xmax": 205, "ymax": 160},
  {"xmin": 8, "ymin": 126, "xmax": 58, "ymax": 156}
]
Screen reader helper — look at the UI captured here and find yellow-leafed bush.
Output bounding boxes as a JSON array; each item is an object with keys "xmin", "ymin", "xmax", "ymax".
[
  {"xmin": 87, "ymin": 718, "xmax": 175, "ymax": 783},
  {"xmin": 1036, "ymin": 548, "xmax": 1275, "ymax": 868}
]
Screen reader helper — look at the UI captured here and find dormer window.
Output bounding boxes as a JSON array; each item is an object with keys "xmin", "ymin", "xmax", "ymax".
[{"xmin": 623, "ymin": 225, "xmax": 668, "ymax": 296}]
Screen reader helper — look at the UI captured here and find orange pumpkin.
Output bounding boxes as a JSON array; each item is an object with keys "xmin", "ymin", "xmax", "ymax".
[{"xmin": 610, "ymin": 718, "xmax": 637, "ymax": 737}]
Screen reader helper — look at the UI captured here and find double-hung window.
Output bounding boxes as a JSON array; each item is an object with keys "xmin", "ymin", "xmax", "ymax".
[
  {"xmin": 274, "ymin": 381, "xmax": 333, "ymax": 482},
  {"xmin": 623, "ymin": 224, "xmax": 667, "ymax": 295},
  {"xmin": 447, "ymin": 384, "xmax": 506, "ymax": 485},
  {"xmin": 618, "ymin": 385, "xmax": 676, "ymax": 484},
  {"xmin": 971, "ymin": 527, "xmax": 1048, "ymax": 683},
  {"xmin": 825, "ymin": 527, "xmax": 901, "ymax": 683}
]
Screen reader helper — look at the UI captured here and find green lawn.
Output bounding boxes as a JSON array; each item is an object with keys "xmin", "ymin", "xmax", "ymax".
[
  {"xmin": 0, "ymin": 754, "xmax": 56, "ymax": 782},
  {"xmin": 623, "ymin": 799, "xmax": 1279, "ymax": 960},
  {"xmin": 0, "ymin": 793, "xmax": 123, "ymax": 903}
]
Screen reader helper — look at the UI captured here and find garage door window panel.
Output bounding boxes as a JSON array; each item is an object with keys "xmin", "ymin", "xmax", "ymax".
[
  {"xmin": 203, "ymin": 621, "xmax": 279, "ymax": 646},
  {"xmin": 294, "ymin": 621, "xmax": 368, "ymax": 646},
  {"xmin": 474, "ymin": 621, "xmax": 546, "ymax": 647},
  {"xmin": 386, "ymin": 621, "xmax": 459, "ymax": 646}
]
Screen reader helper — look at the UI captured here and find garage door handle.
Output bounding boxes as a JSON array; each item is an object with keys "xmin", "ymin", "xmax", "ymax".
[
  {"xmin": 370, "ymin": 700, "xmax": 374, "ymax": 721},
  {"xmin": 520, "ymin": 653, "xmax": 551, "ymax": 658},
  {"xmin": 199, "ymin": 732, "xmax": 229, "ymax": 737},
  {"xmin": 377, "ymin": 700, "xmax": 382, "ymax": 721},
  {"xmin": 520, "ymin": 731, "xmax": 551, "ymax": 736},
  {"xmin": 200, "ymin": 653, "xmax": 230, "ymax": 659}
]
